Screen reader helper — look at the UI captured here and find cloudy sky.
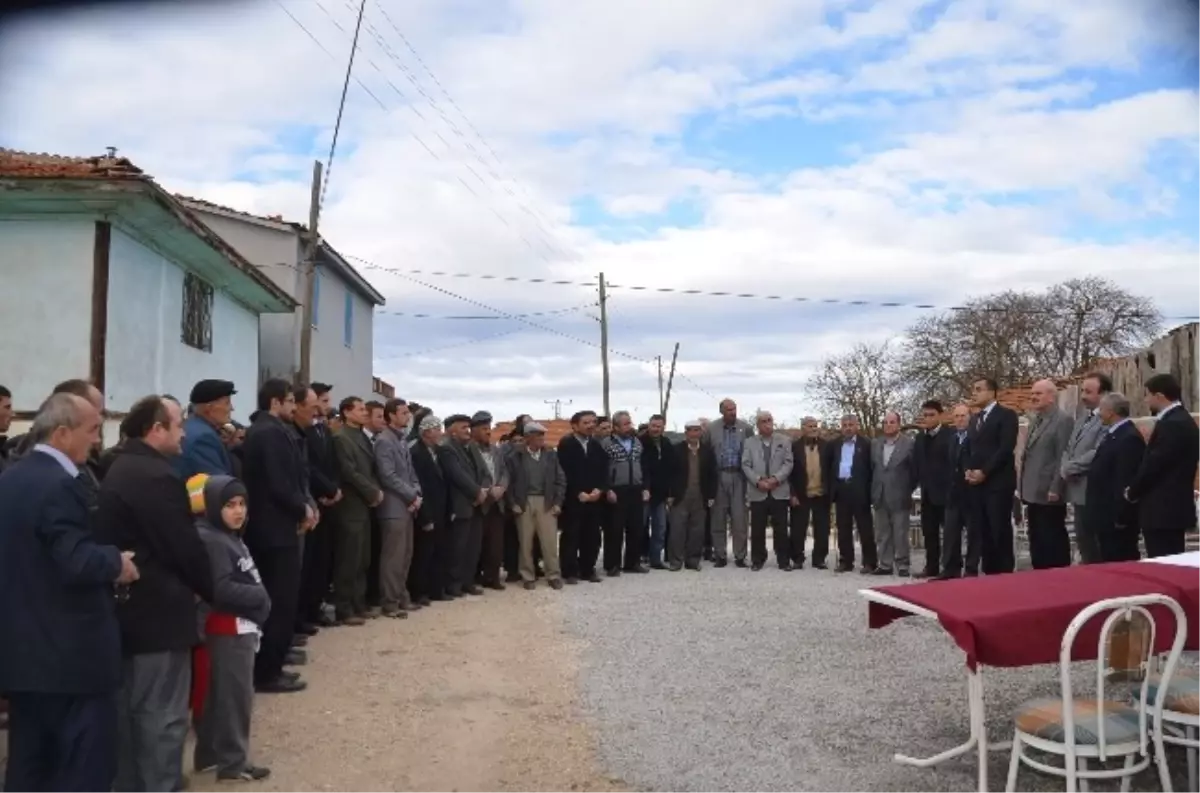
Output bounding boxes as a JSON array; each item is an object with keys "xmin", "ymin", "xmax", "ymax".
[{"xmin": 2, "ymin": 0, "xmax": 1197, "ymax": 427}]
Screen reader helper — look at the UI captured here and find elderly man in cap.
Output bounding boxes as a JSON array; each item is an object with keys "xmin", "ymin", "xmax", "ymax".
[
  {"xmin": 175, "ymin": 379, "xmax": 236, "ymax": 480},
  {"xmin": 409, "ymin": 414, "xmax": 447, "ymax": 604},
  {"xmin": 505, "ymin": 422, "xmax": 566, "ymax": 590},
  {"xmin": 667, "ymin": 419, "xmax": 716, "ymax": 570},
  {"xmin": 439, "ymin": 414, "xmax": 487, "ymax": 597},
  {"xmin": 469, "ymin": 411, "xmax": 509, "ymax": 590}
]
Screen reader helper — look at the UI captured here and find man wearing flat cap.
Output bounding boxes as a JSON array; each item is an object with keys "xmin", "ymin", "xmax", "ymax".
[
  {"xmin": 469, "ymin": 411, "xmax": 509, "ymax": 590},
  {"xmin": 505, "ymin": 422, "xmax": 566, "ymax": 589},
  {"xmin": 439, "ymin": 414, "xmax": 487, "ymax": 597},
  {"xmin": 174, "ymin": 379, "xmax": 236, "ymax": 480},
  {"xmin": 667, "ymin": 420, "xmax": 716, "ymax": 570}
]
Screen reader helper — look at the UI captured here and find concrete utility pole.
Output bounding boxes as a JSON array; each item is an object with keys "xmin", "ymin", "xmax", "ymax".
[
  {"xmin": 544, "ymin": 398, "xmax": 573, "ymax": 420},
  {"xmin": 657, "ymin": 356, "xmax": 664, "ymax": 414},
  {"xmin": 598, "ymin": 272, "xmax": 611, "ymax": 416},
  {"xmin": 298, "ymin": 159, "xmax": 323, "ymax": 385},
  {"xmin": 662, "ymin": 342, "xmax": 680, "ymax": 421}
]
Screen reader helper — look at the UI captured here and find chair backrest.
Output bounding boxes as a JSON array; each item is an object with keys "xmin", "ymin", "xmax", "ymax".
[
  {"xmin": 1059, "ymin": 594, "xmax": 1188, "ymax": 762},
  {"xmin": 1105, "ymin": 611, "xmax": 1154, "ymax": 683}
]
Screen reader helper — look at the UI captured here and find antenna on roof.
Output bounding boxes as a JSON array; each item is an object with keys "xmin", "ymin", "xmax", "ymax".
[{"xmin": 105, "ymin": 146, "xmax": 118, "ymax": 159}]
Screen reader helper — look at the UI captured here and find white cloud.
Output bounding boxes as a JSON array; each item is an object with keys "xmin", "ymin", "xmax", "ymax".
[{"xmin": 0, "ymin": 0, "xmax": 1195, "ymax": 427}]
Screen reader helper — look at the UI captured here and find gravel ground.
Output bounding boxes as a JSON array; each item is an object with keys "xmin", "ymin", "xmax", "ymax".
[{"xmin": 557, "ymin": 547, "xmax": 1195, "ymax": 793}]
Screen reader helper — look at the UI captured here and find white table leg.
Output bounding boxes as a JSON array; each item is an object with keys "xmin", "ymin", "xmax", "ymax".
[{"xmin": 892, "ymin": 665, "xmax": 1009, "ymax": 792}]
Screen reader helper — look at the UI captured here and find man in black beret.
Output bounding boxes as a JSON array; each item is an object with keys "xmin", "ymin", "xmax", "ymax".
[
  {"xmin": 439, "ymin": 415, "xmax": 486, "ymax": 597},
  {"xmin": 175, "ymin": 379, "xmax": 236, "ymax": 480}
]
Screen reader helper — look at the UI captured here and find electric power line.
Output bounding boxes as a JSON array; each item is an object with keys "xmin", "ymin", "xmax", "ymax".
[
  {"xmin": 374, "ymin": 326, "xmax": 524, "ymax": 360},
  {"xmin": 319, "ymin": 0, "xmax": 367, "ymax": 214},
  {"xmin": 375, "ymin": 301, "xmax": 597, "ymax": 320}
]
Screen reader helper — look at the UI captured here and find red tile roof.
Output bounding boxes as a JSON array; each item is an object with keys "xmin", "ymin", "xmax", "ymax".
[
  {"xmin": 0, "ymin": 148, "xmax": 145, "ymax": 179},
  {"xmin": 491, "ymin": 419, "xmax": 574, "ymax": 448}
]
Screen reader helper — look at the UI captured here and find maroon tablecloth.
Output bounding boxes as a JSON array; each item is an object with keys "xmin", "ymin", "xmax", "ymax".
[{"xmin": 867, "ymin": 563, "xmax": 1198, "ymax": 670}]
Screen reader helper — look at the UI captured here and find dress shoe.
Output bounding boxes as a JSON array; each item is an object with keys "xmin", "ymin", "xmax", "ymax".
[
  {"xmin": 484, "ymin": 581, "xmax": 505, "ymax": 591},
  {"xmin": 714, "ymin": 558, "xmax": 728, "ymax": 568},
  {"xmin": 606, "ymin": 568, "xmax": 621, "ymax": 578},
  {"xmin": 464, "ymin": 585, "xmax": 484, "ymax": 596},
  {"xmin": 734, "ymin": 559, "xmax": 749, "ymax": 568},
  {"xmin": 549, "ymin": 578, "xmax": 564, "ymax": 590},
  {"xmin": 359, "ymin": 607, "xmax": 382, "ymax": 619},
  {"xmin": 417, "ymin": 596, "xmax": 432, "ymax": 606},
  {"xmin": 777, "ymin": 561, "xmax": 793, "ymax": 571},
  {"xmin": 912, "ymin": 569, "xmax": 937, "ymax": 580},
  {"xmin": 337, "ymin": 615, "xmax": 366, "ymax": 626},
  {"xmin": 669, "ymin": 563, "xmax": 683, "ymax": 572},
  {"xmin": 751, "ymin": 563, "xmax": 764, "ymax": 572},
  {"xmin": 685, "ymin": 563, "xmax": 701, "ymax": 571},
  {"xmin": 291, "ymin": 634, "xmax": 309, "ymax": 648},
  {"xmin": 564, "ymin": 577, "xmax": 579, "ymax": 585},
  {"xmin": 217, "ymin": 765, "xmax": 271, "ymax": 782},
  {"xmin": 812, "ymin": 562, "xmax": 827, "ymax": 570},
  {"xmin": 281, "ymin": 670, "xmax": 301, "ymax": 683},
  {"xmin": 429, "ymin": 593, "xmax": 452, "ymax": 602},
  {"xmin": 523, "ymin": 581, "xmax": 536, "ymax": 591},
  {"xmin": 316, "ymin": 612, "xmax": 337, "ymax": 627},
  {"xmin": 870, "ymin": 566, "xmax": 894, "ymax": 576},
  {"xmin": 623, "ymin": 565, "xmax": 649, "ymax": 574},
  {"xmin": 284, "ymin": 649, "xmax": 307, "ymax": 666},
  {"xmin": 650, "ymin": 561, "xmax": 667, "ymax": 570},
  {"xmin": 585, "ymin": 572, "xmax": 602, "ymax": 583},
  {"xmin": 505, "ymin": 572, "xmax": 522, "ymax": 583},
  {"xmin": 403, "ymin": 601, "xmax": 423, "ymax": 611},
  {"xmin": 859, "ymin": 565, "xmax": 876, "ymax": 575},
  {"xmin": 702, "ymin": 548, "xmax": 714, "ymax": 561},
  {"xmin": 834, "ymin": 563, "xmax": 854, "ymax": 574},
  {"xmin": 297, "ymin": 622, "xmax": 320, "ymax": 636},
  {"xmin": 382, "ymin": 607, "xmax": 408, "ymax": 619},
  {"xmin": 897, "ymin": 569, "xmax": 911, "ymax": 578},
  {"xmin": 255, "ymin": 676, "xmax": 307, "ymax": 694}
]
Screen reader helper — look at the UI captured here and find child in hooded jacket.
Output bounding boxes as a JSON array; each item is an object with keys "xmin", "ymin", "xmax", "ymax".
[{"xmin": 188, "ymin": 473, "xmax": 272, "ymax": 782}]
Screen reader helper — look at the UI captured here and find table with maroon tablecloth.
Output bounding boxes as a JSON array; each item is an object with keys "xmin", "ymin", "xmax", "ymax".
[
  {"xmin": 859, "ymin": 558, "xmax": 1199, "ymax": 792},
  {"xmin": 866, "ymin": 562, "xmax": 1199, "ymax": 670}
]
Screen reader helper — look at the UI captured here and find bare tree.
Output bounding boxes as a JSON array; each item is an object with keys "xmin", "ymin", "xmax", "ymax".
[
  {"xmin": 806, "ymin": 340, "xmax": 916, "ymax": 433},
  {"xmin": 898, "ymin": 277, "xmax": 1161, "ymax": 401}
]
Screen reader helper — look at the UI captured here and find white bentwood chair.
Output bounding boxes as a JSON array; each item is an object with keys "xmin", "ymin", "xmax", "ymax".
[{"xmin": 1005, "ymin": 594, "xmax": 1188, "ymax": 793}]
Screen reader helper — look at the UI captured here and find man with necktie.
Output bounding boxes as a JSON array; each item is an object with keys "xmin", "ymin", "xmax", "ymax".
[
  {"xmin": 1060, "ymin": 372, "xmax": 1111, "ymax": 563},
  {"xmin": 964, "ymin": 377, "xmax": 1019, "ymax": 575}
]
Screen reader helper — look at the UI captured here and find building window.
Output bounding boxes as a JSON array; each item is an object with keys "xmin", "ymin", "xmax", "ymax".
[
  {"xmin": 343, "ymin": 291, "xmax": 353, "ymax": 347},
  {"xmin": 312, "ymin": 265, "xmax": 321, "ymax": 327},
  {"xmin": 181, "ymin": 272, "xmax": 214, "ymax": 352}
]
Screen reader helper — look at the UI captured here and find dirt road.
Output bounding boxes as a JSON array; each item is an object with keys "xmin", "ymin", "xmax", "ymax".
[{"xmin": 192, "ymin": 588, "xmax": 623, "ymax": 792}]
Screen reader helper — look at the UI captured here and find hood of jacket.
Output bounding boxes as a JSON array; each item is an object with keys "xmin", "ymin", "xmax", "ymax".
[{"xmin": 186, "ymin": 472, "xmax": 248, "ymax": 531}]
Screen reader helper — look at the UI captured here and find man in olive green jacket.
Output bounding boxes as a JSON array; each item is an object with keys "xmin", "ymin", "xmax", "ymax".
[{"xmin": 331, "ymin": 397, "xmax": 383, "ymax": 624}]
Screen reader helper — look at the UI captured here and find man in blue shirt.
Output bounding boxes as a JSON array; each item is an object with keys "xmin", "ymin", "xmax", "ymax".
[
  {"xmin": 175, "ymin": 379, "xmax": 236, "ymax": 479},
  {"xmin": 702, "ymin": 399, "xmax": 754, "ymax": 567}
]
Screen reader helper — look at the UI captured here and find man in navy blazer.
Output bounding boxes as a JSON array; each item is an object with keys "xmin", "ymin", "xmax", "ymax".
[
  {"xmin": 174, "ymin": 378, "xmax": 236, "ymax": 479},
  {"xmin": 1085, "ymin": 392, "xmax": 1146, "ymax": 562},
  {"xmin": 0, "ymin": 392, "xmax": 139, "ymax": 792}
]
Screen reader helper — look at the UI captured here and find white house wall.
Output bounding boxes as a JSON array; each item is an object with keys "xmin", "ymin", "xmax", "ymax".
[
  {"xmin": 105, "ymin": 228, "xmax": 260, "ymax": 423},
  {"xmin": 309, "ymin": 271, "xmax": 376, "ymax": 402},
  {"xmin": 188, "ymin": 212, "xmax": 301, "ymax": 385},
  {"xmin": 0, "ymin": 218, "xmax": 95, "ymax": 412}
]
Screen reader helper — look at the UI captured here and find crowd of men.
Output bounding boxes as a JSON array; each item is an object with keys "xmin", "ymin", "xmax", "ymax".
[{"xmin": 0, "ymin": 367, "xmax": 1195, "ymax": 791}]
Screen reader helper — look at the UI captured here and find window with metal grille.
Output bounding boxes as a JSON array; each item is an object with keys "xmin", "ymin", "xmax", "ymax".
[{"xmin": 181, "ymin": 272, "xmax": 214, "ymax": 352}]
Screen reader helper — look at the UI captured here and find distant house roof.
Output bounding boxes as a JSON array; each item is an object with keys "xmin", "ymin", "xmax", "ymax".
[
  {"xmin": 177, "ymin": 194, "xmax": 386, "ymax": 307},
  {"xmin": 0, "ymin": 148, "xmax": 296, "ymax": 313}
]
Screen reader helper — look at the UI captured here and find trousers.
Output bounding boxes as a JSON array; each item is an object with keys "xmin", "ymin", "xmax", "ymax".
[
  {"xmin": 873, "ymin": 504, "xmax": 912, "ymax": 572},
  {"xmin": 790, "ymin": 494, "xmax": 831, "ymax": 566},
  {"xmin": 332, "ymin": 517, "xmax": 370, "ymax": 618},
  {"xmin": 477, "ymin": 508, "xmax": 505, "ymax": 585},
  {"xmin": 517, "ymin": 495, "xmax": 561, "ymax": 581},
  {"xmin": 5, "ymin": 691, "xmax": 117, "ymax": 792},
  {"xmin": 194, "ymin": 634, "xmax": 256, "ymax": 777},
  {"xmin": 115, "ymin": 650, "xmax": 191, "ymax": 792},
  {"xmin": 711, "ymin": 470, "xmax": 748, "ymax": 561},
  {"xmin": 749, "ymin": 496, "xmax": 789, "ymax": 566},
  {"xmin": 668, "ymin": 498, "xmax": 706, "ymax": 567},
  {"xmin": 253, "ymin": 545, "xmax": 301, "ymax": 684},
  {"xmin": 604, "ymin": 486, "xmax": 645, "ymax": 571},
  {"xmin": 379, "ymin": 512, "xmax": 415, "ymax": 611}
]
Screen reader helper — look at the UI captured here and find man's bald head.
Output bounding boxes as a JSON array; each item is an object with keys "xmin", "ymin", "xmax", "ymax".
[{"xmin": 1029, "ymin": 379, "xmax": 1058, "ymax": 413}]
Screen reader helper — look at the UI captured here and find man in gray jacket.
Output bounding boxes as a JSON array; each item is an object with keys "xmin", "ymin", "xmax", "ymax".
[
  {"xmin": 870, "ymin": 411, "xmax": 917, "ymax": 576},
  {"xmin": 1019, "ymin": 379, "xmax": 1074, "ymax": 569},
  {"xmin": 374, "ymin": 399, "xmax": 422, "ymax": 617},
  {"xmin": 741, "ymin": 411, "xmax": 794, "ymax": 570},
  {"xmin": 703, "ymin": 398, "xmax": 754, "ymax": 567},
  {"xmin": 470, "ymin": 411, "xmax": 509, "ymax": 589},
  {"xmin": 1060, "ymin": 371, "xmax": 1111, "ymax": 563}
]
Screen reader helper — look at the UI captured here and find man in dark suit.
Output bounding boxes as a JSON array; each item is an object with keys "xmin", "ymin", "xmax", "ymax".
[
  {"xmin": 939, "ymin": 403, "xmax": 980, "ymax": 578},
  {"xmin": 556, "ymin": 410, "xmax": 609, "ymax": 584},
  {"xmin": 965, "ymin": 377, "xmax": 1019, "ymax": 574},
  {"xmin": 788, "ymin": 417, "xmax": 831, "ymax": 569},
  {"xmin": 824, "ymin": 414, "xmax": 875, "ymax": 573},
  {"xmin": 1126, "ymin": 373, "xmax": 1199, "ymax": 558},
  {"xmin": 1086, "ymin": 392, "xmax": 1146, "ymax": 562},
  {"xmin": 439, "ymin": 414, "xmax": 488, "ymax": 597},
  {"xmin": 0, "ymin": 393, "xmax": 139, "ymax": 792},
  {"xmin": 298, "ymin": 383, "xmax": 341, "ymax": 631},
  {"xmin": 331, "ymin": 396, "xmax": 384, "ymax": 624},
  {"xmin": 96, "ymin": 395, "xmax": 215, "ymax": 791},
  {"xmin": 912, "ymin": 400, "xmax": 954, "ymax": 578},
  {"xmin": 411, "ymin": 414, "xmax": 449, "ymax": 603},
  {"xmin": 242, "ymin": 380, "xmax": 315, "ymax": 693}
]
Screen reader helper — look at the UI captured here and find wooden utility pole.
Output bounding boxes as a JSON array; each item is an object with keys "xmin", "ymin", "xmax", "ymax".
[
  {"xmin": 598, "ymin": 272, "xmax": 611, "ymax": 416},
  {"xmin": 662, "ymin": 342, "xmax": 680, "ymax": 421},
  {"xmin": 544, "ymin": 398, "xmax": 572, "ymax": 420},
  {"xmin": 657, "ymin": 356, "xmax": 664, "ymax": 414},
  {"xmin": 297, "ymin": 159, "xmax": 323, "ymax": 385}
]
